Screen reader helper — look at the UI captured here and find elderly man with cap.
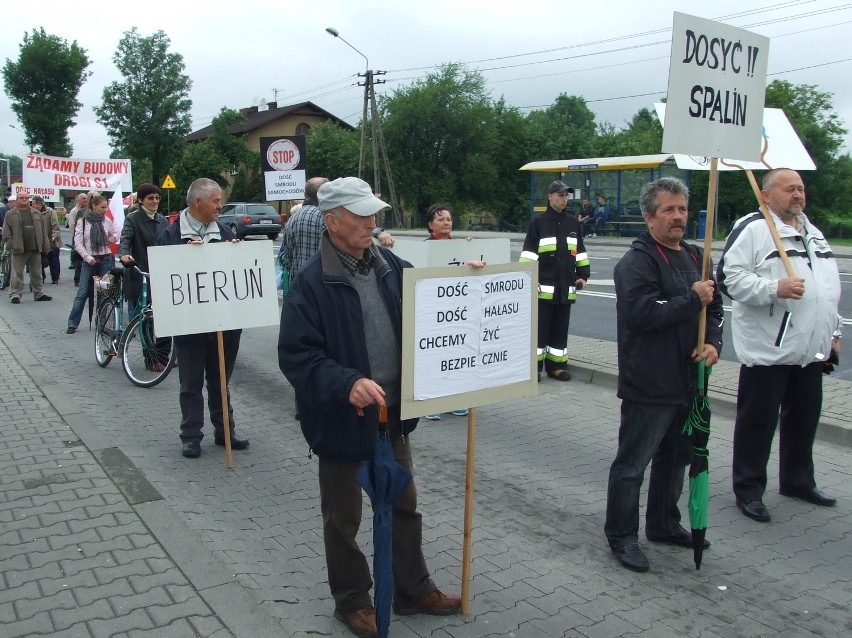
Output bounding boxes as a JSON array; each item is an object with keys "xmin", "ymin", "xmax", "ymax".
[
  {"xmin": 118, "ymin": 183, "xmax": 168, "ymax": 314},
  {"xmin": 520, "ymin": 179, "xmax": 590, "ymax": 381},
  {"xmin": 278, "ymin": 177, "xmax": 461, "ymax": 638}
]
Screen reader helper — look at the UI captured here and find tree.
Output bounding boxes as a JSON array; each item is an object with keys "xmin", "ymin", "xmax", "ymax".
[
  {"xmin": 171, "ymin": 109, "xmax": 258, "ymax": 205},
  {"xmin": 525, "ymin": 94, "xmax": 598, "ymax": 160},
  {"xmin": 305, "ymin": 120, "xmax": 362, "ymax": 180},
  {"xmin": 95, "ymin": 28, "xmax": 192, "ymax": 188},
  {"xmin": 764, "ymin": 80, "xmax": 850, "ymax": 222},
  {"xmin": 2, "ymin": 28, "xmax": 92, "ymax": 156},
  {"xmin": 381, "ymin": 64, "xmax": 526, "ymax": 226}
]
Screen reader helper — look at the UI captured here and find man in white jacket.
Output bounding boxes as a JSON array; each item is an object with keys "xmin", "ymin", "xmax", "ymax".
[{"xmin": 717, "ymin": 168, "xmax": 842, "ymax": 523}]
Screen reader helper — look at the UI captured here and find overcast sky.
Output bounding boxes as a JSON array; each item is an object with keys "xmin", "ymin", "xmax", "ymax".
[{"xmin": 2, "ymin": 0, "xmax": 851, "ymax": 166}]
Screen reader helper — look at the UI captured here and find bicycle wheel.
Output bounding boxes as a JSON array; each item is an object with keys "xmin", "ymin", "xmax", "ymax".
[
  {"xmin": 94, "ymin": 298, "xmax": 118, "ymax": 367},
  {"xmin": 0, "ymin": 254, "xmax": 10, "ymax": 290},
  {"xmin": 121, "ymin": 314, "xmax": 175, "ymax": 388}
]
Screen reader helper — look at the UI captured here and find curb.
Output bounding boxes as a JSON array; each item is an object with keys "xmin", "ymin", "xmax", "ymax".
[{"xmin": 567, "ymin": 361, "xmax": 851, "ymax": 448}]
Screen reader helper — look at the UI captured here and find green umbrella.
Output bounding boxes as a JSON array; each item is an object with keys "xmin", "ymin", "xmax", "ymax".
[{"xmin": 682, "ymin": 359, "xmax": 711, "ymax": 569}]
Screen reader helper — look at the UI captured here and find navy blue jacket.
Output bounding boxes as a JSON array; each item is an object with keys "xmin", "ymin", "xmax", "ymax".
[{"xmin": 278, "ymin": 234, "xmax": 418, "ymax": 460}]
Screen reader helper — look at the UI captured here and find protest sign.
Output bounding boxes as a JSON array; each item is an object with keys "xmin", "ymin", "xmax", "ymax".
[
  {"xmin": 147, "ymin": 241, "xmax": 279, "ymax": 337},
  {"xmin": 662, "ymin": 12, "xmax": 769, "ymax": 161},
  {"xmin": 400, "ymin": 262, "xmax": 537, "ymax": 420},
  {"xmin": 391, "ymin": 238, "xmax": 510, "ymax": 267},
  {"xmin": 23, "ymin": 153, "xmax": 133, "ymax": 192},
  {"xmin": 260, "ymin": 136, "xmax": 306, "ymax": 201}
]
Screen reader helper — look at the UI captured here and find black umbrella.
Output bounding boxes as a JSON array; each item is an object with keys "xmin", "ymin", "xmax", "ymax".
[
  {"xmin": 682, "ymin": 359, "xmax": 711, "ymax": 569},
  {"xmin": 356, "ymin": 405, "xmax": 412, "ymax": 638}
]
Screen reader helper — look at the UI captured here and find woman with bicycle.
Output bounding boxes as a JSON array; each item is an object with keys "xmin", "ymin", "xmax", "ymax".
[
  {"xmin": 66, "ymin": 195, "xmax": 118, "ymax": 334},
  {"xmin": 118, "ymin": 183, "xmax": 168, "ymax": 316}
]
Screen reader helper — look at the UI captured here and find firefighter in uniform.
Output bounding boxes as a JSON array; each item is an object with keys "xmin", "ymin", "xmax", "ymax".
[{"xmin": 520, "ymin": 180, "xmax": 590, "ymax": 381}]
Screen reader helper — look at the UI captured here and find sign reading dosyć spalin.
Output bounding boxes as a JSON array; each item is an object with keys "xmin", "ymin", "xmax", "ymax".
[{"xmin": 662, "ymin": 12, "xmax": 769, "ymax": 161}]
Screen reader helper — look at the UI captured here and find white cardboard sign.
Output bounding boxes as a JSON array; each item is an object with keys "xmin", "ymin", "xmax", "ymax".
[
  {"xmin": 147, "ymin": 241, "xmax": 279, "ymax": 337},
  {"xmin": 401, "ymin": 263, "xmax": 538, "ymax": 420},
  {"xmin": 662, "ymin": 12, "xmax": 769, "ymax": 161},
  {"xmin": 391, "ymin": 238, "xmax": 511, "ymax": 267},
  {"xmin": 655, "ymin": 104, "xmax": 815, "ymax": 171}
]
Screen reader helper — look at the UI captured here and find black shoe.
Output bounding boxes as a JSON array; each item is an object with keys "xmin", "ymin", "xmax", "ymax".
[
  {"xmin": 35, "ymin": 294, "xmax": 52, "ymax": 301},
  {"xmin": 736, "ymin": 498, "xmax": 770, "ymax": 522},
  {"xmin": 611, "ymin": 542, "xmax": 649, "ymax": 572},
  {"xmin": 647, "ymin": 524, "xmax": 710, "ymax": 549},
  {"xmin": 214, "ymin": 433, "xmax": 249, "ymax": 450},
  {"xmin": 66, "ymin": 326, "xmax": 76, "ymax": 334},
  {"xmin": 10, "ymin": 297, "xmax": 20, "ymax": 304},
  {"xmin": 780, "ymin": 486, "xmax": 837, "ymax": 506},
  {"xmin": 182, "ymin": 441, "xmax": 201, "ymax": 458},
  {"xmin": 547, "ymin": 369, "xmax": 571, "ymax": 381}
]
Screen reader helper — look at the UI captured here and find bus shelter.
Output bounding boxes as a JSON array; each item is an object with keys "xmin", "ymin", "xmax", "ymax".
[{"xmin": 520, "ymin": 154, "xmax": 689, "ymax": 236}]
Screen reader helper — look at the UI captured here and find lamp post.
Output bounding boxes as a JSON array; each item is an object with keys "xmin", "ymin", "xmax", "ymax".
[
  {"xmin": 0, "ymin": 158, "xmax": 10, "ymax": 194},
  {"xmin": 325, "ymin": 27, "xmax": 371, "ymax": 181},
  {"xmin": 325, "ymin": 27, "xmax": 401, "ymax": 226}
]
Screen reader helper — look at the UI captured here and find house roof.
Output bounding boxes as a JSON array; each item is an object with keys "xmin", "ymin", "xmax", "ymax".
[{"xmin": 186, "ymin": 101, "xmax": 354, "ymax": 142}]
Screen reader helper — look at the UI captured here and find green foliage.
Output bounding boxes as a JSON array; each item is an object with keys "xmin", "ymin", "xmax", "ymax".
[
  {"xmin": 526, "ymin": 94, "xmax": 598, "ymax": 160},
  {"xmin": 765, "ymin": 80, "xmax": 850, "ymax": 220},
  {"xmin": 94, "ymin": 28, "xmax": 192, "ymax": 187},
  {"xmin": 380, "ymin": 64, "xmax": 528, "ymax": 227},
  {"xmin": 305, "ymin": 120, "xmax": 362, "ymax": 180},
  {"xmin": 2, "ymin": 28, "xmax": 92, "ymax": 156},
  {"xmin": 229, "ymin": 150, "xmax": 264, "ymax": 202}
]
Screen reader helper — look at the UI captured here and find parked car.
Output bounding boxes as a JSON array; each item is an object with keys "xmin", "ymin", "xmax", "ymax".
[{"xmin": 217, "ymin": 202, "xmax": 282, "ymax": 240}]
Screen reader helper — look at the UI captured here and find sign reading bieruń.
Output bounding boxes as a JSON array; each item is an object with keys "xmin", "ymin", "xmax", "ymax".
[
  {"xmin": 146, "ymin": 241, "xmax": 279, "ymax": 337},
  {"xmin": 662, "ymin": 12, "xmax": 769, "ymax": 161},
  {"xmin": 23, "ymin": 153, "xmax": 133, "ymax": 192},
  {"xmin": 401, "ymin": 263, "xmax": 538, "ymax": 420}
]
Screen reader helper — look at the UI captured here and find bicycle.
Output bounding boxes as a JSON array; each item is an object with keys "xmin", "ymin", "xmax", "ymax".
[
  {"xmin": 94, "ymin": 265, "xmax": 176, "ymax": 387},
  {"xmin": 0, "ymin": 243, "xmax": 9, "ymax": 291}
]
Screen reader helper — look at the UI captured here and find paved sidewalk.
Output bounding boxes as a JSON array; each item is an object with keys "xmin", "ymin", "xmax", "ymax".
[
  {"xmin": 0, "ymin": 319, "xmax": 284, "ymax": 637},
  {"xmin": 1, "ymin": 261, "xmax": 850, "ymax": 638}
]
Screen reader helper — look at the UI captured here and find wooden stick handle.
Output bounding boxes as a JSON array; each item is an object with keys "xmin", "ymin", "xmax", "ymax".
[
  {"xmin": 460, "ymin": 407, "xmax": 476, "ymax": 615},
  {"xmin": 743, "ymin": 170, "xmax": 797, "ymax": 278},
  {"xmin": 696, "ymin": 158, "xmax": 718, "ymax": 353},
  {"xmin": 217, "ymin": 331, "xmax": 233, "ymax": 469}
]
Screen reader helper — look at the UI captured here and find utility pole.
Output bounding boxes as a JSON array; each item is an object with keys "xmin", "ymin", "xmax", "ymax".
[{"xmin": 326, "ymin": 28, "xmax": 402, "ymax": 227}]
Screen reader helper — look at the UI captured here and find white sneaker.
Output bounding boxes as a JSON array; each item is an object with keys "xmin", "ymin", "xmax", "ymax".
[{"xmin": 425, "ymin": 414, "xmax": 441, "ymax": 421}]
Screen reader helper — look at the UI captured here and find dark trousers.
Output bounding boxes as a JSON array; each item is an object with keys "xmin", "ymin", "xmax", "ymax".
[
  {"xmin": 537, "ymin": 302, "xmax": 572, "ymax": 374},
  {"xmin": 47, "ymin": 247, "xmax": 60, "ymax": 283},
  {"xmin": 605, "ymin": 400, "xmax": 692, "ymax": 546},
  {"xmin": 732, "ymin": 362, "xmax": 823, "ymax": 501},
  {"xmin": 173, "ymin": 330, "xmax": 241, "ymax": 442},
  {"xmin": 318, "ymin": 407, "xmax": 434, "ymax": 613}
]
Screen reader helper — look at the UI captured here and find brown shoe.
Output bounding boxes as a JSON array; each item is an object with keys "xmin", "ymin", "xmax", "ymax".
[
  {"xmin": 334, "ymin": 606, "xmax": 377, "ymax": 638},
  {"xmin": 393, "ymin": 589, "xmax": 461, "ymax": 616}
]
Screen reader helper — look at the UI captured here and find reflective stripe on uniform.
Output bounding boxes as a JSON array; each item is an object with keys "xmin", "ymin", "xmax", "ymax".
[
  {"xmin": 538, "ymin": 237, "xmax": 557, "ymax": 253},
  {"xmin": 545, "ymin": 346, "xmax": 569, "ymax": 363},
  {"xmin": 538, "ymin": 284, "xmax": 554, "ymax": 300},
  {"xmin": 519, "ymin": 250, "xmax": 539, "ymax": 262},
  {"xmin": 536, "ymin": 347, "xmax": 545, "ymax": 361}
]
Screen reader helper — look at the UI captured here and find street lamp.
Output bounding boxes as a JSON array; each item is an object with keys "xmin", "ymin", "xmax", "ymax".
[
  {"xmin": 325, "ymin": 27, "xmax": 369, "ymax": 71},
  {"xmin": 325, "ymin": 27, "xmax": 402, "ymax": 227},
  {"xmin": 0, "ymin": 158, "xmax": 10, "ymax": 193}
]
